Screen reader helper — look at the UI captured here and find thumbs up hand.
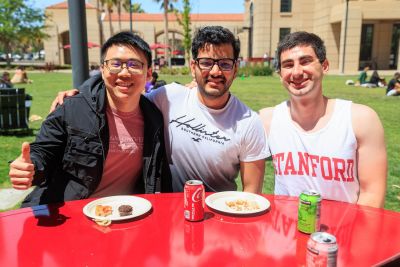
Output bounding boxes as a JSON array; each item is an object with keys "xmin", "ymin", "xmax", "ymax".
[{"xmin": 9, "ymin": 142, "xmax": 35, "ymax": 190}]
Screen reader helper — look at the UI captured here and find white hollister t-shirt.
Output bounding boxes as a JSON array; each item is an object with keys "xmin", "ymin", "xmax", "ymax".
[
  {"xmin": 269, "ymin": 99, "xmax": 359, "ymax": 203},
  {"xmin": 147, "ymin": 83, "xmax": 269, "ymax": 192}
]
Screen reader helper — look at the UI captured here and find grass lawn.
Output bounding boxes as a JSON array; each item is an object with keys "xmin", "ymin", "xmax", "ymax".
[{"xmin": 1, "ymin": 72, "xmax": 399, "ymax": 211}]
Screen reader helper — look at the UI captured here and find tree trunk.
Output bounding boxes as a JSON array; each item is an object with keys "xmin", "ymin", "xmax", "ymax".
[
  {"xmin": 108, "ymin": 7, "xmax": 114, "ymax": 36},
  {"xmin": 118, "ymin": 2, "xmax": 122, "ymax": 31},
  {"xmin": 163, "ymin": 0, "xmax": 170, "ymax": 68},
  {"xmin": 97, "ymin": 0, "xmax": 104, "ymax": 45}
]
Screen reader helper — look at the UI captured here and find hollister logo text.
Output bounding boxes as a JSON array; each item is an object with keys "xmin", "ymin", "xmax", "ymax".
[
  {"xmin": 170, "ymin": 115, "xmax": 231, "ymax": 145},
  {"xmin": 272, "ymin": 152, "xmax": 355, "ymax": 182}
]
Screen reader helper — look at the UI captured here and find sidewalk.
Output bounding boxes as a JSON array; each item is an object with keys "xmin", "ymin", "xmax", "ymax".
[{"xmin": 0, "ymin": 187, "xmax": 33, "ymax": 211}]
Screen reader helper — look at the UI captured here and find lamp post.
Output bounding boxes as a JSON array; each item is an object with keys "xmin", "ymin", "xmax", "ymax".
[
  {"xmin": 67, "ymin": 0, "xmax": 89, "ymax": 88},
  {"xmin": 129, "ymin": 0, "xmax": 132, "ymax": 32},
  {"xmin": 341, "ymin": 0, "xmax": 349, "ymax": 74}
]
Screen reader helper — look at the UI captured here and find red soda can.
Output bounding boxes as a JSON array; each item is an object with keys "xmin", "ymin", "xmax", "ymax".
[{"xmin": 184, "ymin": 180, "xmax": 205, "ymax": 221}]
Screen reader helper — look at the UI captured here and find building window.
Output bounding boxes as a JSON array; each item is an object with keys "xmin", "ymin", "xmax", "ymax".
[
  {"xmin": 280, "ymin": 0, "xmax": 292, "ymax": 12},
  {"xmin": 279, "ymin": 28, "xmax": 291, "ymax": 42},
  {"xmin": 359, "ymin": 24, "xmax": 374, "ymax": 61},
  {"xmin": 389, "ymin": 24, "xmax": 400, "ymax": 69}
]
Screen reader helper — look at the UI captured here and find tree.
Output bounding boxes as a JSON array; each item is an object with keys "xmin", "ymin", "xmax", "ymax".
[
  {"xmin": 0, "ymin": 0, "xmax": 48, "ymax": 66},
  {"xmin": 117, "ymin": 0, "xmax": 122, "ymax": 31},
  {"xmin": 122, "ymin": 1, "xmax": 145, "ymax": 13},
  {"xmin": 173, "ymin": 0, "xmax": 191, "ymax": 65},
  {"xmin": 96, "ymin": 0, "xmax": 105, "ymax": 45},
  {"xmin": 153, "ymin": 0, "xmax": 178, "ymax": 67},
  {"xmin": 101, "ymin": 0, "xmax": 117, "ymax": 37}
]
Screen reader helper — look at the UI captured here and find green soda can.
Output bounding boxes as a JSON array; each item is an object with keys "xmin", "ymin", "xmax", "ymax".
[{"xmin": 297, "ymin": 190, "xmax": 321, "ymax": 234}]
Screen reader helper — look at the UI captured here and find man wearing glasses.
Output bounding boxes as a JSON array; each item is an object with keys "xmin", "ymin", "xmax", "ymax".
[
  {"xmin": 47, "ymin": 26, "xmax": 268, "ymax": 194},
  {"xmin": 9, "ymin": 32, "xmax": 172, "ymax": 207},
  {"xmin": 146, "ymin": 26, "xmax": 269, "ymax": 193}
]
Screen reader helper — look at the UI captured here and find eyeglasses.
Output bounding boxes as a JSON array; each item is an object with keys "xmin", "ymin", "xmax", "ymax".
[
  {"xmin": 195, "ymin": 58, "xmax": 236, "ymax": 71},
  {"xmin": 103, "ymin": 59, "xmax": 145, "ymax": 74}
]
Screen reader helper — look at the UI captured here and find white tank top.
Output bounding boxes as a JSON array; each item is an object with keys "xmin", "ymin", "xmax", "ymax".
[{"xmin": 269, "ymin": 99, "xmax": 359, "ymax": 203}]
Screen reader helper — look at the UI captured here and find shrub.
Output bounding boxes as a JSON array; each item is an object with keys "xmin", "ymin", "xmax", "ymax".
[
  {"xmin": 237, "ymin": 65, "xmax": 273, "ymax": 77},
  {"xmin": 159, "ymin": 66, "xmax": 190, "ymax": 75}
]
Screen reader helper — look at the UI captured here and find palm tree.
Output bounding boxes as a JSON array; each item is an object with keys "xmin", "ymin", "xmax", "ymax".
[
  {"xmin": 96, "ymin": 0, "xmax": 105, "ymax": 45},
  {"xmin": 122, "ymin": 1, "xmax": 145, "ymax": 13},
  {"xmin": 117, "ymin": 0, "xmax": 122, "ymax": 31},
  {"xmin": 101, "ymin": 0, "xmax": 117, "ymax": 37},
  {"xmin": 153, "ymin": 0, "xmax": 177, "ymax": 67},
  {"xmin": 132, "ymin": 3, "xmax": 145, "ymax": 13}
]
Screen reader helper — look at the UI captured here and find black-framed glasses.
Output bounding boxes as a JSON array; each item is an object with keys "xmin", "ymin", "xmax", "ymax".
[
  {"xmin": 195, "ymin": 58, "xmax": 236, "ymax": 71},
  {"xmin": 103, "ymin": 59, "xmax": 145, "ymax": 74}
]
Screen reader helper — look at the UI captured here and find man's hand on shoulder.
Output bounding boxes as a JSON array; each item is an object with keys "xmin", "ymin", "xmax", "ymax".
[
  {"xmin": 49, "ymin": 89, "xmax": 79, "ymax": 113},
  {"xmin": 259, "ymin": 107, "xmax": 274, "ymax": 136},
  {"xmin": 185, "ymin": 79, "xmax": 197, "ymax": 89}
]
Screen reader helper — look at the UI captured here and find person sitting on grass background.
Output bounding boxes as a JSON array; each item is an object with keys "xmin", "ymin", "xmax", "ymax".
[
  {"xmin": 0, "ymin": 71, "xmax": 13, "ymax": 89},
  {"xmin": 368, "ymin": 70, "xmax": 386, "ymax": 88},
  {"xmin": 11, "ymin": 66, "xmax": 33, "ymax": 84},
  {"xmin": 386, "ymin": 72, "xmax": 400, "ymax": 96}
]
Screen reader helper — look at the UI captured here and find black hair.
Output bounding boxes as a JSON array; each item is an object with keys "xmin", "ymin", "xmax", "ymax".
[
  {"xmin": 152, "ymin": 71, "xmax": 158, "ymax": 79},
  {"xmin": 101, "ymin": 31, "xmax": 152, "ymax": 68},
  {"xmin": 276, "ymin": 31, "xmax": 326, "ymax": 71},
  {"xmin": 191, "ymin": 26, "xmax": 240, "ymax": 60}
]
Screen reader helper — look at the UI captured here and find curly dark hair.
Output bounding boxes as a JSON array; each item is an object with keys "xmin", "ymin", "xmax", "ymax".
[
  {"xmin": 276, "ymin": 31, "xmax": 326, "ymax": 71},
  {"xmin": 191, "ymin": 26, "xmax": 240, "ymax": 60}
]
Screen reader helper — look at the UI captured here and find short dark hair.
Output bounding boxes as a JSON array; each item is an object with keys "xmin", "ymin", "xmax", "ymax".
[
  {"xmin": 101, "ymin": 31, "xmax": 152, "ymax": 68},
  {"xmin": 191, "ymin": 26, "xmax": 240, "ymax": 60},
  {"xmin": 276, "ymin": 31, "xmax": 326, "ymax": 71}
]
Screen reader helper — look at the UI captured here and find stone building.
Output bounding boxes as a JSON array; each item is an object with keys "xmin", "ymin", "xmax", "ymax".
[
  {"xmin": 44, "ymin": 0, "xmax": 400, "ymax": 73},
  {"xmin": 243, "ymin": 0, "xmax": 400, "ymax": 72},
  {"xmin": 44, "ymin": 1, "xmax": 244, "ymax": 67}
]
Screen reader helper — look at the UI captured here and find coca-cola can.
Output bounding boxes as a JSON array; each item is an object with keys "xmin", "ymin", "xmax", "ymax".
[{"xmin": 184, "ymin": 180, "xmax": 205, "ymax": 221}]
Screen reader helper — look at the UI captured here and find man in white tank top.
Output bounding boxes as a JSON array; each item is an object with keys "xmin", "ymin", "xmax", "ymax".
[{"xmin": 259, "ymin": 31, "xmax": 387, "ymax": 208}]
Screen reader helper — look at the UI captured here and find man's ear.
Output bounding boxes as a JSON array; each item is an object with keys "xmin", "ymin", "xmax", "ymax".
[
  {"xmin": 146, "ymin": 68, "xmax": 152, "ymax": 82},
  {"xmin": 233, "ymin": 61, "xmax": 239, "ymax": 79},
  {"xmin": 100, "ymin": 64, "xmax": 106, "ymax": 77},
  {"xmin": 190, "ymin": 59, "xmax": 196, "ymax": 78},
  {"xmin": 322, "ymin": 59, "xmax": 329, "ymax": 73}
]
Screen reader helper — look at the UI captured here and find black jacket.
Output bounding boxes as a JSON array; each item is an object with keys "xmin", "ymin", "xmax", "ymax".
[{"xmin": 22, "ymin": 75, "xmax": 172, "ymax": 207}]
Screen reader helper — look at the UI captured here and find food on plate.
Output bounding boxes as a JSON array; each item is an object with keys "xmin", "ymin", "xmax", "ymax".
[
  {"xmin": 225, "ymin": 198, "xmax": 260, "ymax": 211},
  {"xmin": 118, "ymin": 205, "xmax": 133, "ymax": 216},
  {"xmin": 95, "ymin": 205, "xmax": 113, "ymax": 217},
  {"xmin": 93, "ymin": 218, "xmax": 112, "ymax": 226}
]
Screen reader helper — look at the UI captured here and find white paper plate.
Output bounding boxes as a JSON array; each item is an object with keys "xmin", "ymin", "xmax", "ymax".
[
  {"xmin": 83, "ymin": 195, "xmax": 152, "ymax": 221},
  {"xmin": 205, "ymin": 191, "xmax": 270, "ymax": 215}
]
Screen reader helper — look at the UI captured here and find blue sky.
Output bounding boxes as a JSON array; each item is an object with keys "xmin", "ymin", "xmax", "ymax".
[{"xmin": 34, "ymin": 0, "xmax": 245, "ymax": 14}]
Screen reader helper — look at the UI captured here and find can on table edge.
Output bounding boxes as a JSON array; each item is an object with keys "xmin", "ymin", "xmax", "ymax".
[
  {"xmin": 184, "ymin": 180, "xmax": 205, "ymax": 221},
  {"xmin": 306, "ymin": 232, "xmax": 338, "ymax": 267}
]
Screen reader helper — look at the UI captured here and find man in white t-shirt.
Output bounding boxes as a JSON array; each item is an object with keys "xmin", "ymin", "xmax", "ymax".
[
  {"xmin": 259, "ymin": 31, "xmax": 387, "ymax": 208},
  {"xmin": 50, "ymin": 26, "xmax": 269, "ymax": 193},
  {"xmin": 146, "ymin": 26, "xmax": 269, "ymax": 192}
]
